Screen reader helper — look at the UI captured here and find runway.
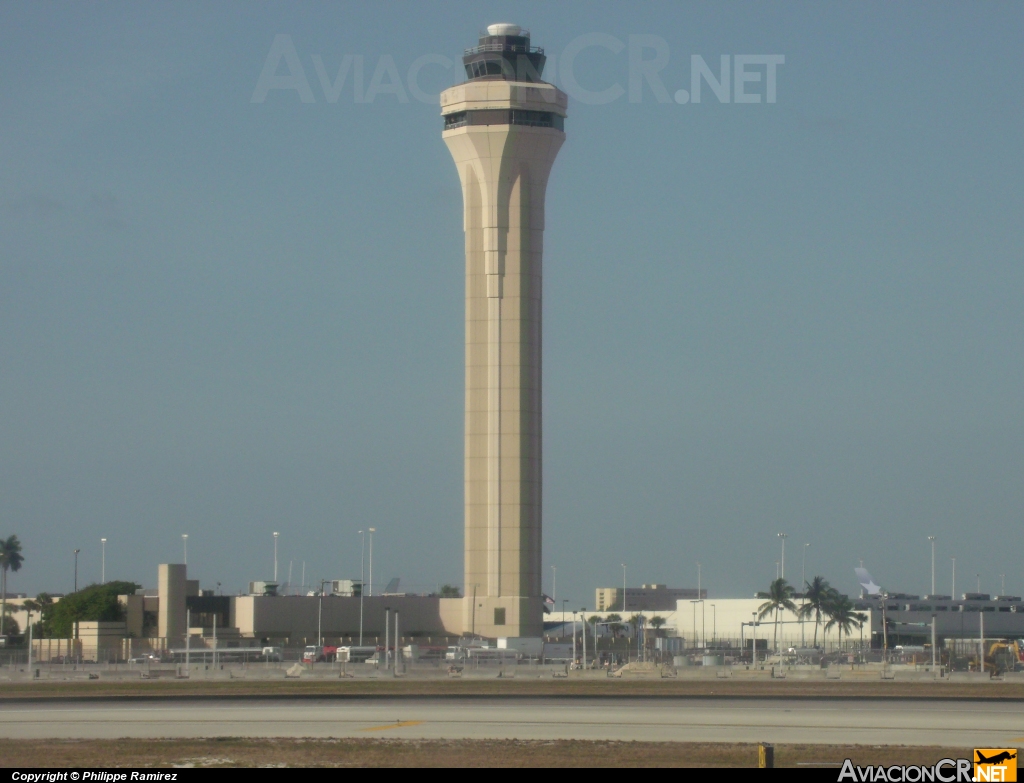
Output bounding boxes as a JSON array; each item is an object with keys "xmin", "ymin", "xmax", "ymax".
[{"xmin": 3, "ymin": 698, "xmax": 1023, "ymax": 746}]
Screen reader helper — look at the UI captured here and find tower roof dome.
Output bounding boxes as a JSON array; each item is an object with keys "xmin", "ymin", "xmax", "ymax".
[{"xmin": 487, "ymin": 23, "xmax": 522, "ymax": 36}]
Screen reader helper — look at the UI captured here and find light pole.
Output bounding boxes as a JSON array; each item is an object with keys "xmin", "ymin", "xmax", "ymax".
[
  {"xmin": 358, "ymin": 530, "xmax": 365, "ymax": 645},
  {"xmin": 690, "ymin": 600, "xmax": 699, "ymax": 649},
  {"xmin": 73, "ymin": 549, "xmax": 80, "ymax": 592},
  {"xmin": 182, "ymin": 534, "xmax": 188, "ymax": 566},
  {"xmin": 951, "ymin": 557, "xmax": 956, "ymax": 599},
  {"xmin": 100, "ymin": 538, "xmax": 107, "ymax": 584},
  {"xmin": 318, "ymin": 579, "xmax": 329, "ymax": 648},
  {"xmin": 750, "ymin": 612, "xmax": 758, "ymax": 663},
  {"xmin": 551, "ymin": 565, "xmax": 556, "ymax": 602},
  {"xmin": 976, "ymin": 574, "xmax": 980, "ymax": 593},
  {"xmin": 928, "ymin": 536, "xmax": 935, "ymax": 595},
  {"xmin": 802, "ymin": 543, "xmax": 809, "ymax": 590},
  {"xmin": 580, "ymin": 607, "xmax": 587, "ymax": 668},
  {"xmin": 696, "ymin": 562, "xmax": 701, "ymax": 598},
  {"xmin": 571, "ymin": 609, "xmax": 577, "ymax": 666},
  {"xmin": 368, "ymin": 527, "xmax": 375, "ymax": 597},
  {"xmin": 710, "ymin": 603, "xmax": 716, "ymax": 644},
  {"xmin": 701, "ymin": 600, "xmax": 706, "ymax": 650},
  {"xmin": 273, "ymin": 532, "xmax": 279, "ymax": 583},
  {"xmin": 778, "ymin": 533, "xmax": 787, "ymax": 579},
  {"xmin": 1001, "ymin": 574, "xmax": 1005, "ymax": 596}
]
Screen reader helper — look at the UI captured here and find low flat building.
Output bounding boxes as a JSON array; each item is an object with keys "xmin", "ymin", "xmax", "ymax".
[
  {"xmin": 595, "ymin": 585, "xmax": 705, "ymax": 612},
  {"xmin": 120, "ymin": 564, "xmax": 464, "ymax": 651}
]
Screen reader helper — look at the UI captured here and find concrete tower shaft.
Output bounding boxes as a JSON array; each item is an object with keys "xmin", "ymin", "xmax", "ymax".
[{"xmin": 441, "ymin": 29, "xmax": 567, "ymax": 638}]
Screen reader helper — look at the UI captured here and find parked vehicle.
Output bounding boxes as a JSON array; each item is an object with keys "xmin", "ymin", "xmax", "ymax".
[
  {"xmin": 337, "ymin": 646, "xmax": 377, "ymax": 663},
  {"xmin": 302, "ymin": 645, "xmax": 339, "ymax": 663},
  {"xmin": 261, "ymin": 646, "xmax": 283, "ymax": 662}
]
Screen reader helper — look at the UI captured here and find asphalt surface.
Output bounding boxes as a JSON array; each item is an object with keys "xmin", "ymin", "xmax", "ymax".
[{"xmin": 3, "ymin": 698, "xmax": 1024, "ymax": 745}]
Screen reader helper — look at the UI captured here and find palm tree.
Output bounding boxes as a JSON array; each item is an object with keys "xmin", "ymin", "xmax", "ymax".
[
  {"xmin": 0, "ymin": 535, "xmax": 24, "ymax": 636},
  {"xmin": 757, "ymin": 578, "xmax": 797, "ymax": 654},
  {"xmin": 798, "ymin": 576, "xmax": 836, "ymax": 648},
  {"xmin": 649, "ymin": 616, "xmax": 667, "ymax": 636},
  {"xmin": 605, "ymin": 613, "xmax": 623, "ymax": 637},
  {"xmin": 823, "ymin": 594, "xmax": 867, "ymax": 653}
]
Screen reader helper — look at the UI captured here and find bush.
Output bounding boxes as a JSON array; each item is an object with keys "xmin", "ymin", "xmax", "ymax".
[{"xmin": 42, "ymin": 581, "xmax": 140, "ymax": 638}]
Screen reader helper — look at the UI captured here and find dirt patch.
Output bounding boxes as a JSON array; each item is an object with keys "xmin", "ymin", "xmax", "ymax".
[
  {"xmin": 4, "ymin": 677, "xmax": 1024, "ymax": 701},
  {"xmin": 0, "ymin": 738, "xmax": 999, "ymax": 768}
]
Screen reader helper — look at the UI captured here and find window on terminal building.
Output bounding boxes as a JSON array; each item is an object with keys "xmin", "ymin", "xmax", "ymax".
[{"xmin": 494, "ymin": 608, "xmax": 506, "ymax": 626}]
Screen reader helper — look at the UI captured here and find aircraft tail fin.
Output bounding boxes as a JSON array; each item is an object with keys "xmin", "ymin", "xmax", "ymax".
[{"xmin": 855, "ymin": 567, "xmax": 881, "ymax": 596}]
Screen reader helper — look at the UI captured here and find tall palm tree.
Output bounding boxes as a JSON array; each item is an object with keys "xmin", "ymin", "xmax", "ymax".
[
  {"xmin": 0, "ymin": 535, "xmax": 25, "ymax": 636},
  {"xmin": 757, "ymin": 578, "xmax": 797, "ymax": 654},
  {"xmin": 798, "ymin": 576, "xmax": 836, "ymax": 648},
  {"xmin": 823, "ymin": 594, "xmax": 868, "ymax": 653}
]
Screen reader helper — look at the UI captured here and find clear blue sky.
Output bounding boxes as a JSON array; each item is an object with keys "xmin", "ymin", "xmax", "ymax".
[{"xmin": 2, "ymin": 2, "xmax": 1021, "ymax": 604}]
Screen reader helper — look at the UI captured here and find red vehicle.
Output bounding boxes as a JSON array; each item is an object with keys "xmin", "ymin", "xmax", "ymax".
[{"xmin": 302, "ymin": 645, "xmax": 339, "ymax": 663}]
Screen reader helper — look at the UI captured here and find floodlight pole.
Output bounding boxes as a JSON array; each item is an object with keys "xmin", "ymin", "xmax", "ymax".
[
  {"xmin": 928, "ymin": 536, "xmax": 936, "ymax": 595},
  {"xmin": 581, "ymin": 608, "xmax": 587, "ymax": 668},
  {"xmin": 358, "ymin": 530, "xmax": 365, "ymax": 645},
  {"xmin": 368, "ymin": 528, "xmax": 375, "ymax": 597}
]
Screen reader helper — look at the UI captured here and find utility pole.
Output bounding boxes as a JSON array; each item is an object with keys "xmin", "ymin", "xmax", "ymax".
[
  {"xmin": 571, "ymin": 610, "xmax": 577, "ymax": 667},
  {"xmin": 778, "ymin": 533, "xmax": 787, "ymax": 579},
  {"xmin": 358, "ymin": 531, "xmax": 365, "ymax": 645},
  {"xmin": 581, "ymin": 607, "xmax": 587, "ymax": 668},
  {"xmin": 27, "ymin": 607, "xmax": 33, "ymax": 672},
  {"xmin": 928, "ymin": 536, "xmax": 936, "ymax": 595},
  {"xmin": 318, "ymin": 579, "xmax": 329, "ymax": 649},
  {"xmin": 931, "ymin": 613, "xmax": 937, "ymax": 671},
  {"xmin": 273, "ymin": 532, "xmax": 279, "ymax": 584},
  {"xmin": 368, "ymin": 528, "xmax": 375, "ymax": 597}
]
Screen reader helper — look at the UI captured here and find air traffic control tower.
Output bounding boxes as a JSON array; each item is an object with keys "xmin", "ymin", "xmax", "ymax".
[{"xmin": 441, "ymin": 24, "xmax": 567, "ymax": 638}]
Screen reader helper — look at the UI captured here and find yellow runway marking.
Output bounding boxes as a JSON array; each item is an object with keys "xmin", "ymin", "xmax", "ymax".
[{"xmin": 360, "ymin": 721, "xmax": 423, "ymax": 732}]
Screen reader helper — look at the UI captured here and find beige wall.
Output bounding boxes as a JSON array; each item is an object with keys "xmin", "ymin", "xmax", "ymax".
[
  {"xmin": 157, "ymin": 564, "xmax": 186, "ymax": 643},
  {"xmin": 232, "ymin": 595, "xmax": 462, "ymax": 641},
  {"xmin": 442, "ymin": 79, "xmax": 567, "ymax": 639}
]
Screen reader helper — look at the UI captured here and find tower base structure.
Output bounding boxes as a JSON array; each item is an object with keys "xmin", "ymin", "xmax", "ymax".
[{"xmin": 464, "ymin": 595, "xmax": 546, "ymax": 640}]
